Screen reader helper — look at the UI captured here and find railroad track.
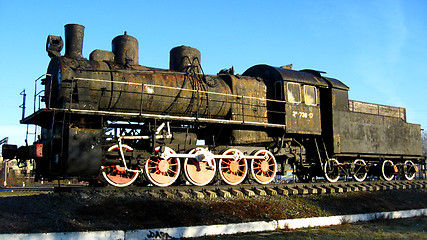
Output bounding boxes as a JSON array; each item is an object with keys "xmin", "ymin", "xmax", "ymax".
[{"xmin": 33, "ymin": 179, "xmax": 427, "ymax": 199}]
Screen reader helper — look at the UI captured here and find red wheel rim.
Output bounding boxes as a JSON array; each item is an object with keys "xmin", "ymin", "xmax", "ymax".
[
  {"xmin": 184, "ymin": 148, "xmax": 216, "ymax": 186},
  {"xmin": 219, "ymin": 149, "xmax": 247, "ymax": 185},
  {"xmin": 102, "ymin": 145, "xmax": 140, "ymax": 187},
  {"xmin": 251, "ymin": 150, "xmax": 277, "ymax": 184},
  {"xmin": 145, "ymin": 147, "xmax": 180, "ymax": 187}
]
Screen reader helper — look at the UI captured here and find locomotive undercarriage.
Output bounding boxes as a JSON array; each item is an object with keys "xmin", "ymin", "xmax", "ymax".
[
  {"xmin": 13, "ymin": 109, "xmax": 422, "ymax": 188},
  {"xmin": 100, "ymin": 119, "xmax": 284, "ymax": 187},
  {"xmin": 273, "ymin": 136, "xmax": 420, "ymax": 184},
  {"xmin": 320, "ymin": 157, "xmax": 420, "ymax": 183}
]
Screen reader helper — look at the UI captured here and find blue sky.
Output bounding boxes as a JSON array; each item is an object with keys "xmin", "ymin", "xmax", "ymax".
[{"xmin": 0, "ymin": 0, "xmax": 426, "ymax": 145}]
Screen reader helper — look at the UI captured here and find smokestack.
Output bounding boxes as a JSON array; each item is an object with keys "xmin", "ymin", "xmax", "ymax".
[{"xmin": 64, "ymin": 24, "xmax": 85, "ymax": 59}]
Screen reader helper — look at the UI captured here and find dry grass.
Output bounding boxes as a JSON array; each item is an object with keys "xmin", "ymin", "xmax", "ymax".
[{"xmin": 0, "ymin": 188, "xmax": 426, "ymax": 234}]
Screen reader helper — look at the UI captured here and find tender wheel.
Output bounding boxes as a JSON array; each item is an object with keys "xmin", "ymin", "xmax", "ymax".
[
  {"xmin": 145, "ymin": 147, "xmax": 181, "ymax": 187},
  {"xmin": 403, "ymin": 160, "xmax": 417, "ymax": 181},
  {"xmin": 352, "ymin": 159, "xmax": 368, "ymax": 182},
  {"xmin": 219, "ymin": 149, "xmax": 248, "ymax": 185},
  {"xmin": 250, "ymin": 150, "xmax": 277, "ymax": 184},
  {"xmin": 102, "ymin": 144, "xmax": 140, "ymax": 187},
  {"xmin": 183, "ymin": 148, "xmax": 217, "ymax": 186},
  {"xmin": 324, "ymin": 158, "xmax": 340, "ymax": 183},
  {"xmin": 380, "ymin": 160, "xmax": 395, "ymax": 181}
]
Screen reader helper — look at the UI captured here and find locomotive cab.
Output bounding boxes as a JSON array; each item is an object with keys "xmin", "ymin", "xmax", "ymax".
[{"xmin": 243, "ymin": 65, "xmax": 328, "ymax": 135}]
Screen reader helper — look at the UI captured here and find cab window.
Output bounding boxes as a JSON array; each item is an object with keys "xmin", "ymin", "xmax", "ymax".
[
  {"xmin": 304, "ymin": 85, "xmax": 317, "ymax": 106},
  {"xmin": 287, "ymin": 82, "xmax": 301, "ymax": 103},
  {"xmin": 275, "ymin": 81, "xmax": 283, "ymax": 100}
]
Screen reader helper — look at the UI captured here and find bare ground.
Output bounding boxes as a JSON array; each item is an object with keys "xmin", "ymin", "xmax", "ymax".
[{"xmin": 0, "ymin": 188, "xmax": 426, "ymax": 234}]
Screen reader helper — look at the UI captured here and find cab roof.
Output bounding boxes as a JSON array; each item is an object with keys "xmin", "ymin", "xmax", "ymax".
[{"xmin": 243, "ymin": 64, "xmax": 348, "ymax": 90}]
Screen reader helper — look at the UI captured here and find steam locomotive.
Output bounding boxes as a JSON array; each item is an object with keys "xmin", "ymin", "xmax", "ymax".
[{"xmin": 2, "ymin": 24, "xmax": 424, "ymax": 187}]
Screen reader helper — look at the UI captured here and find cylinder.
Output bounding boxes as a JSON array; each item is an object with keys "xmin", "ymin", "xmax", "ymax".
[
  {"xmin": 64, "ymin": 24, "xmax": 85, "ymax": 59},
  {"xmin": 112, "ymin": 32, "xmax": 139, "ymax": 65},
  {"xmin": 170, "ymin": 46, "xmax": 201, "ymax": 73}
]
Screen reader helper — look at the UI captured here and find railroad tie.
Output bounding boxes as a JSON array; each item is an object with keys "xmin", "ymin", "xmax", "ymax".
[
  {"xmin": 252, "ymin": 188, "xmax": 267, "ymax": 196},
  {"xmin": 296, "ymin": 186, "xmax": 309, "ymax": 195},
  {"xmin": 148, "ymin": 191, "xmax": 162, "ymax": 198},
  {"xmin": 304, "ymin": 186, "xmax": 317, "ymax": 194},
  {"xmin": 353, "ymin": 184, "xmax": 366, "ymax": 191},
  {"xmin": 286, "ymin": 187, "xmax": 299, "ymax": 195},
  {"xmin": 384, "ymin": 182, "xmax": 396, "ymax": 190},
  {"xmin": 314, "ymin": 186, "xmax": 327, "ymax": 194},
  {"xmin": 378, "ymin": 183, "xmax": 390, "ymax": 191},
  {"xmin": 177, "ymin": 191, "xmax": 190, "ymax": 198},
  {"xmin": 398, "ymin": 183, "xmax": 407, "ymax": 190},
  {"xmin": 323, "ymin": 186, "xmax": 335, "ymax": 194},
  {"xmin": 191, "ymin": 190, "xmax": 205, "ymax": 199},
  {"xmin": 346, "ymin": 185, "xmax": 358, "ymax": 192},
  {"xmin": 265, "ymin": 188, "xmax": 277, "ymax": 196},
  {"xmin": 361, "ymin": 184, "xmax": 373, "ymax": 191},
  {"xmin": 370, "ymin": 184, "xmax": 380, "ymax": 191},
  {"xmin": 242, "ymin": 188, "xmax": 256, "ymax": 197},
  {"xmin": 338, "ymin": 184, "xmax": 351, "ymax": 193},
  {"xmin": 332, "ymin": 185, "xmax": 344, "ymax": 193},
  {"xmin": 230, "ymin": 189, "xmax": 244, "ymax": 197},
  {"xmin": 162, "ymin": 190, "xmax": 176, "ymax": 198},
  {"xmin": 216, "ymin": 189, "xmax": 232, "ymax": 198},
  {"xmin": 276, "ymin": 187, "xmax": 289, "ymax": 196},
  {"xmin": 79, "ymin": 192, "xmax": 90, "ymax": 199},
  {"xmin": 203, "ymin": 190, "xmax": 217, "ymax": 199},
  {"xmin": 391, "ymin": 182, "xmax": 402, "ymax": 190}
]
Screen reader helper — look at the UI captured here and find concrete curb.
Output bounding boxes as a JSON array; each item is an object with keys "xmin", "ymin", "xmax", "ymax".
[{"xmin": 1, "ymin": 208, "xmax": 426, "ymax": 240}]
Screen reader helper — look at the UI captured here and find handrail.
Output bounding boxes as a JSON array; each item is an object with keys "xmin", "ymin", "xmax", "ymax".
[
  {"xmin": 34, "ymin": 74, "xmax": 51, "ymax": 112},
  {"xmin": 70, "ymin": 76, "xmax": 287, "ymax": 123},
  {"xmin": 72, "ymin": 77, "xmax": 287, "ymax": 104},
  {"xmin": 25, "ymin": 75, "xmax": 288, "ymax": 129}
]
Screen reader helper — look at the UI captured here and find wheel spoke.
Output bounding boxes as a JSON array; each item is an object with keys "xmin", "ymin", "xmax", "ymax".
[
  {"xmin": 219, "ymin": 149, "xmax": 248, "ymax": 185},
  {"xmin": 102, "ymin": 144, "xmax": 140, "ymax": 187},
  {"xmin": 183, "ymin": 148, "xmax": 217, "ymax": 186},
  {"xmin": 145, "ymin": 146, "xmax": 181, "ymax": 187},
  {"xmin": 250, "ymin": 150, "xmax": 277, "ymax": 184},
  {"xmin": 404, "ymin": 160, "xmax": 416, "ymax": 181},
  {"xmin": 324, "ymin": 159, "xmax": 340, "ymax": 182}
]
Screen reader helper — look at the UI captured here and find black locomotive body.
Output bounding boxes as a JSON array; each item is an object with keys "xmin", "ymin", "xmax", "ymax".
[{"xmin": 3, "ymin": 24, "xmax": 423, "ymax": 187}]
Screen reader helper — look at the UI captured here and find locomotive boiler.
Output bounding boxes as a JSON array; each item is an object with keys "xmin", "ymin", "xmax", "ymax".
[{"xmin": 2, "ymin": 24, "xmax": 424, "ymax": 187}]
